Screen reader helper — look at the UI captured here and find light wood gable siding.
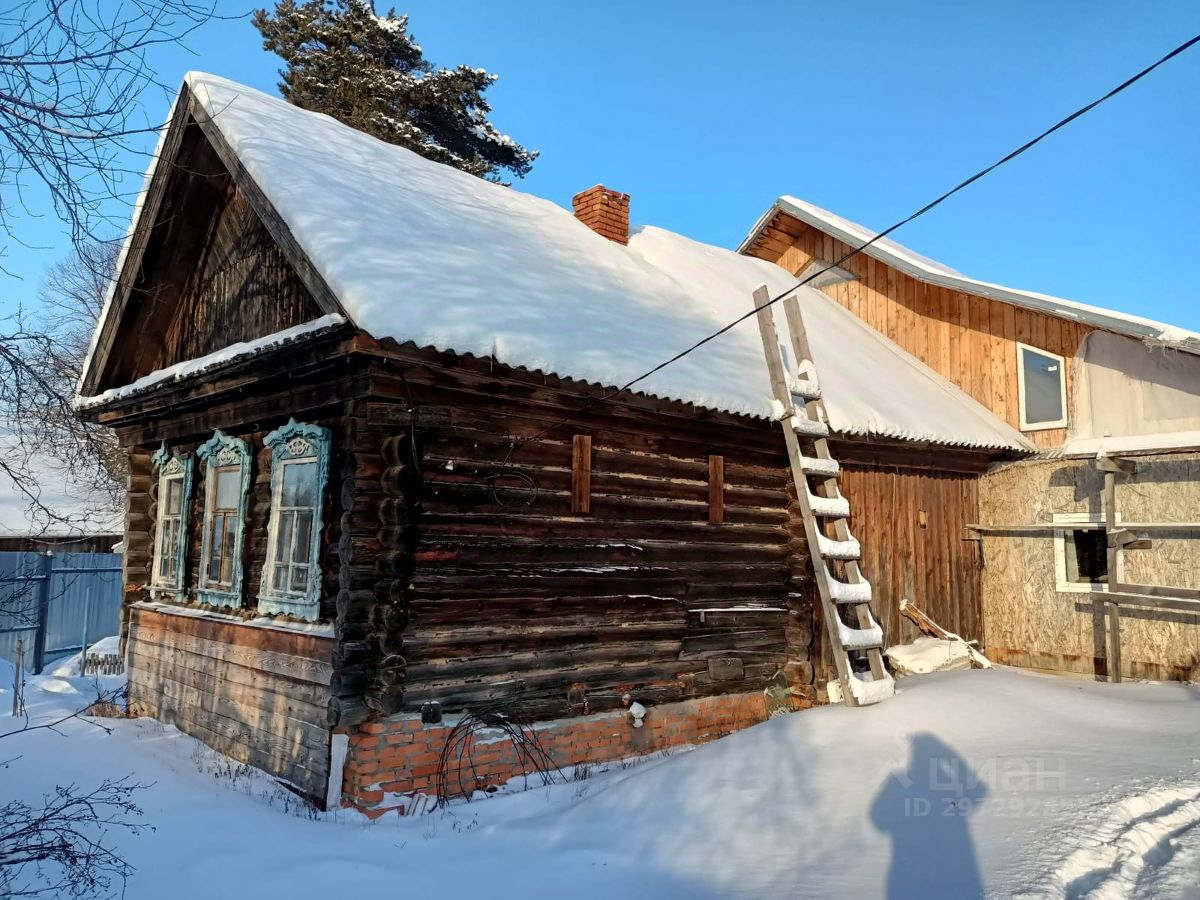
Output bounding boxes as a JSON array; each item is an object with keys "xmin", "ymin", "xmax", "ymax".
[{"xmin": 746, "ymin": 214, "xmax": 1093, "ymax": 450}]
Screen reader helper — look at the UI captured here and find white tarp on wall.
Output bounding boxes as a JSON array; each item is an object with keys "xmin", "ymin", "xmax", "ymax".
[{"xmin": 1067, "ymin": 330, "xmax": 1200, "ymax": 455}]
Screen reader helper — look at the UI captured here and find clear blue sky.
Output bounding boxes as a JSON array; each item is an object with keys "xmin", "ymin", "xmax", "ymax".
[{"xmin": 4, "ymin": 0, "xmax": 1199, "ymax": 328}]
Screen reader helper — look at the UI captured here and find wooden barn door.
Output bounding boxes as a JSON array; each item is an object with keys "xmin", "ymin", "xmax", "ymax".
[{"xmin": 838, "ymin": 466, "xmax": 982, "ymax": 647}]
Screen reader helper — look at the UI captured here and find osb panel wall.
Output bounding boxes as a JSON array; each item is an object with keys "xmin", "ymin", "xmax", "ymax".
[
  {"xmin": 750, "ymin": 216, "xmax": 1092, "ymax": 450},
  {"xmin": 979, "ymin": 455, "xmax": 1200, "ymax": 681}
]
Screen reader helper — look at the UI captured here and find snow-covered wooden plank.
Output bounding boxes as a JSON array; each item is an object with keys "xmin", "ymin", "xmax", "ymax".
[
  {"xmin": 798, "ymin": 455, "xmax": 839, "ymax": 477},
  {"xmin": 789, "ymin": 378, "xmax": 822, "ymax": 401},
  {"xmin": 837, "ymin": 615, "xmax": 884, "ymax": 650},
  {"xmin": 808, "ymin": 492, "xmax": 850, "ymax": 518},
  {"xmin": 829, "ymin": 578, "xmax": 872, "ymax": 604},
  {"xmin": 817, "ymin": 533, "xmax": 861, "ymax": 560},
  {"xmin": 789, "ymin": 415, "xmax": 830, "ymax": 438}
]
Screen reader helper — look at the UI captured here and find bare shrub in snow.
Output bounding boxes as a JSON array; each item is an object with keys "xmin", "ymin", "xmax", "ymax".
[{"xmin": 0, "ymin": 776, "xmax": 148, "ymax": 899}]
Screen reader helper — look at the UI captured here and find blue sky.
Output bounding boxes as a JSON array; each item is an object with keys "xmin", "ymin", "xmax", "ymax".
[{"xmin": 4, "ymin": 0, "xmax": 1199, "ymax": 328}]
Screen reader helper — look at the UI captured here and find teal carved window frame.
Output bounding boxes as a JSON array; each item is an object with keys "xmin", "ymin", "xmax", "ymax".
[
  {"xmin": 150, "ymin": 443, "xmax": 193, "ymax": 601},
  {"xmin": 196, "ymin": 430, "xmax": 252, "ymax": 609},
  {"xmin": 258, "ymin": 419, "xmax": 331, "ymax": 622}
]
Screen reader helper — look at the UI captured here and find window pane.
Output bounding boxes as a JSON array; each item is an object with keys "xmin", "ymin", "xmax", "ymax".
[
  {"xmin": 208, "ymin": 515, "xmax": 224, "ymax": 582},
  {"xmin": 215, "ymin": 467, "xmax": 240, "ymax": 509},
  {"xmin": 1071, "ymin": 530, "xmax": 1108, "ymax": 583},
  {"xmin": 222, "ymin": 515, "xmax": 238, "ymax": 583},
  {"xmin": 275, "ymin": 510, "xmax": 294, "ymax": 564},
  {"xmin": 290, "ymin": 565, "xmax": 309, "ymax": 593},
  {"xmin": 273, "ymin": 564, "xmax": 288, "ymax": 592},
  {"xmin": 165, "ymin": 477, "xmax": 183, "ymax": 514},
  {"xmin": 293, "ymin": 511, "xmax": 313, "ymax": 564},
  {"xmin": 1021, "ymin": 348, "xmax": 1064, "ymax": 425},
  {"xmin": 281, "ymin": 461, "xmax": 317, "ymax": 507}
]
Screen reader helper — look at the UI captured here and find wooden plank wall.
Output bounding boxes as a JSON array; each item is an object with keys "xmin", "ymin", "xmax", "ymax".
[
  {"xmin": 749, "ymin": 215, "xmax": 1093, "ymax": 450},
  {"xmin": 839, "ymin": 464, "xmax": 982, "ymax": 645},
  {"xmin": 99, "ymin": 120, "xmax": 322, "ymax": 391},
  {"xmin": 340, "ymin": 347, "xmax": 819, "ymax": 722},
  {"xmin": 127, "ymin": 605, "xmax": 334, "ymax": 799}
]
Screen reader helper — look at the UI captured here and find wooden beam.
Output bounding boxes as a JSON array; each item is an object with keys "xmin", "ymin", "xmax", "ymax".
[
  {"xmin": 1103, "ymin": 467, "xmax": 1121, "ymax": 683},
  {"xmin": 571, "ymin": 434, "xmax": 592, "ymax": 514},
  {"xmin": 1111, "ymin": 582, "xmax": 1200, "ymax": 601},
  {"xmin": 1096, "ymin": 456, "xmax": 1137, "ymax": 475},
  {"xmin": 1099, "ymin": 590, "xmax": 1200, "ymax": 614},
  {"xmin": 966, "ymin": 523, "xmax": 1103, "ymax": 534},
  {"xmin": 708, "ymin": 455, "xmax": 725, "ymax": 524}
]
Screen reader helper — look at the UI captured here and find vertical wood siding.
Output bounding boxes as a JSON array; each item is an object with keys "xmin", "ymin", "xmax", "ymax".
[
  {"xmin": 755, "ymin": 217, "xmax": 1093, "ymax": 450},
  {"xmin": 839, "ymin": 464, "xmax": 982, "ymax": 646}
]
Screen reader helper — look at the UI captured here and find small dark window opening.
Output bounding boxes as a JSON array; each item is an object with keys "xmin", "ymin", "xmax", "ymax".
[{"xmin": 1066, "ymin": 529, "xmax": 1108, "ymax": 584}]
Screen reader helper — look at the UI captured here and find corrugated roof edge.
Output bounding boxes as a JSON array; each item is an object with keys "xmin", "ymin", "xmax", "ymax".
[{"xmin": 738, "ymin": 197, "xmax": 1200, "ymax": 356}]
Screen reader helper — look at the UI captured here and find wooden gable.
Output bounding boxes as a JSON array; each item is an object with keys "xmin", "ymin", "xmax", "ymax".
[
  {"xmin": 84, "ymin": 87, "xmax": 343, "ymax": 396},
  {"xmin": 746, "ymin": 211, "xmax": 1092, "ymax": 450}
]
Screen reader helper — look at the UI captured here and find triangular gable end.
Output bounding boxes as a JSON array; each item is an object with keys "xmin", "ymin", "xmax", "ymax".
[{"xmin": 80, "ymin": 83, "xmax": 347, "ymax": 396}]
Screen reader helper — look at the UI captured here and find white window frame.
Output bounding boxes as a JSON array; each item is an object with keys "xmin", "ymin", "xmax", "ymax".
[
  {"xmin": 268, "ymin": 457, "xmax": 320, "ymax": 596},
  {"xmin": 1053, "ymin": 512, "xmax": 1119, "ymax": 593},
  {"xmin": 1016, "ymin": 342, "xmax": 1069, "ymax": 431},
  {"xmin": 149, "ymin": 444, "xmax": 192, "ymax": 600},
  {"xmin": 196, "ymin": 431, "xmax": 252, "ymax": 609},
  {"xmin": 258, "ymin": 420, "xmax": 330, "ymax": 621}
]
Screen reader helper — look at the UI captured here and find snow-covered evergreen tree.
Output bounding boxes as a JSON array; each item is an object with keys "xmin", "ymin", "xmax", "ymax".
[{"xmin": 253, "ymin": 1, "xmax": 536, "ymax": 181}]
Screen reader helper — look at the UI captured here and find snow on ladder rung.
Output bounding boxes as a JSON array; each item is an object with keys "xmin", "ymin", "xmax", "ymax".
[
  {"xmin": 807, "ymin": 491, "xmax": 850, "ymax": 518},
  {"xmin": 828, "ymin": 578, "xmax": 872, "ymax": 605},
  {"xmin": 847, "ymin": 671, "xmax": 895, "ymax": 705},
  {"xmin": 798, "ymin": 455, "xmax": 839, "ymax": 478},
  {"xmin": 789, "ymin": 377, "xmax": 822, "ymax": 402},
  {"xmin": 817, "ymin": 533, "xmax": 861, "ymax": 560},
  {"xmin": 789, "ymin": 415, "xmax": 829, "ymax": 438},
  {"xmin": 837, "ymin": 615, "xmax": 884, "ymax": 650}
]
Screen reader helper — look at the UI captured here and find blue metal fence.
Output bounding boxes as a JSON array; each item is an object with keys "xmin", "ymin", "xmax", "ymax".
[{"xmin": 0, "ymin": 551, "xmax": 123, "ymax": 673}]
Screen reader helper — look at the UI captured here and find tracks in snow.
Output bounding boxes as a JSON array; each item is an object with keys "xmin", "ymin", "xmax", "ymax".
[{"xmin": 1025, "ymin": 779, "xmax": 1200, "ymax": 899}]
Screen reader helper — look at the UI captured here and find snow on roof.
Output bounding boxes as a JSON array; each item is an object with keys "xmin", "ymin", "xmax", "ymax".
[
  {"xmin": 84, "ymin": 73, "xmax": 1030, "ymax": 452},
  {"xmin": 741, "ymin": 197, "xmax": 1200, "ymax": 355},
  {"xmin": 0, "ymin": 432, "xmax": 123, "ymax": 538},
  {"xmin": 76, "ymin": 314, "xmax": 347, "ymax": 410}
]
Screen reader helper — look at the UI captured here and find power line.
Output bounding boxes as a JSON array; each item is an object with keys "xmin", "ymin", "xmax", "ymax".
[{"xmin": 506, "ymin": 30, "xmax": 1200, "ymax": 460}]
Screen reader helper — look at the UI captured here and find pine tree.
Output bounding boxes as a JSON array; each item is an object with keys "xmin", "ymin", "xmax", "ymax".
[{"xmin": 253, "ymin": 1, "xmax": 536, "ymax": 182}]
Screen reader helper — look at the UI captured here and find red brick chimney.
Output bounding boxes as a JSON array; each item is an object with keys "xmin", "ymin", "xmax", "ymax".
[{"xmin": 572, "ymin": 185, "xmax": 630, "ymax": 245}]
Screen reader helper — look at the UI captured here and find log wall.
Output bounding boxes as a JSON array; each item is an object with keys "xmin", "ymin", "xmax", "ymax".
[
  {"xmin": 746, "ymin": 214, "xmax": 1093, "ymax": 450},
  {"xmin": 127, "ymin": 604, "xmax": 334, "ymax": 799},
  {"xmin": 337, "ymin": 348, "xmax": 819, "ymax": 723}
]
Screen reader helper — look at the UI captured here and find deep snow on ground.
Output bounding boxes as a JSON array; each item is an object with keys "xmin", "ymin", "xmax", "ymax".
[{"xmin": 2, "ymin": 666, "xmax": 1199, "ymax": 899}]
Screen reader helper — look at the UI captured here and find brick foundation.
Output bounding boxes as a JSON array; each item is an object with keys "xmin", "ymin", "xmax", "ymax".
[{"xmin": 340, "ymin": 691, "xmax": 778, "ymax": 817}]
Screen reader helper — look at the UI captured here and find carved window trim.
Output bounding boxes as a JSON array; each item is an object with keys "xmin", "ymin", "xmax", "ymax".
[
  {"xmin": 150, "ymin": 443, "xmax": 194, "ymax": 601},
  {"xmin": 258, "ymin": 419, "xmax": 331, "ymax": 622},
  {"xmin": 196, "ymin": 430, "xmax": 253, "ymax": 609}
]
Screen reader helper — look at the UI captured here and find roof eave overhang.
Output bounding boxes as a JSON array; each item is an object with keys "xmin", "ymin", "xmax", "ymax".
[{"xmin": 739, "ymin": 199, "xmax": 1198, "ymax": 355}]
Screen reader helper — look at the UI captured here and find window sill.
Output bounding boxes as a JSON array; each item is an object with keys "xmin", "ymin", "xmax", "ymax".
[
  {"xmin": 132, "ymin": 599, "xmax": 333, "ymax": 637},
  {"xmin": 197, "ymin": 588, "xmax": 241, "ymax": 609},
  {"xmin": 257, "ymin": 592, "xmax": 319, "ymax": 622}
]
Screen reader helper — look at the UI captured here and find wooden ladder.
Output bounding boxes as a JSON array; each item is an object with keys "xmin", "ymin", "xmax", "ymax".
[{"xmin": 751, "ymin": 285, "xmax": 894, "ymax": 708}]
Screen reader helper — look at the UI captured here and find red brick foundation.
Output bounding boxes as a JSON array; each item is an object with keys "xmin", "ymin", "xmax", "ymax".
[{"xmin": 340, "ymin": 691, "xmax": 777, "ymax": 817}]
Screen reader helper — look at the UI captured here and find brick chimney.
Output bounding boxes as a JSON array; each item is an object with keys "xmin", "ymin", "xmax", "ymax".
[{"xmin": 572, "ymin": 185, "xmax": 630, "ymax": 245}]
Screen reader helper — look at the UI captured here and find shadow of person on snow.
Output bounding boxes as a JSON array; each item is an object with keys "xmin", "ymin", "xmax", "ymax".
[{"xmin": 870, "ymin": 732, "xmax": 988, "ymax": 899}]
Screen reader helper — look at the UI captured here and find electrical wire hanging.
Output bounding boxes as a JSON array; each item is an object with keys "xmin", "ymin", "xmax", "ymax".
[{"xmin": 502, "ymin": 30, "xmax": 1200, "ymax": 459}]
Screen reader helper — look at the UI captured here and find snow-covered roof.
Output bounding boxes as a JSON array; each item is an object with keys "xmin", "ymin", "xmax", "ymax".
[
  {"xmin": 0, "ymin": 433, "xmax": 124, "ymax": 539},
  {"xmin": 80, "ymin": 73, "xmax": 1030, "ymax": 452},
  {"xmin": 740, "ymin": 197, "xmax": 1200, "ymax": 355}
]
